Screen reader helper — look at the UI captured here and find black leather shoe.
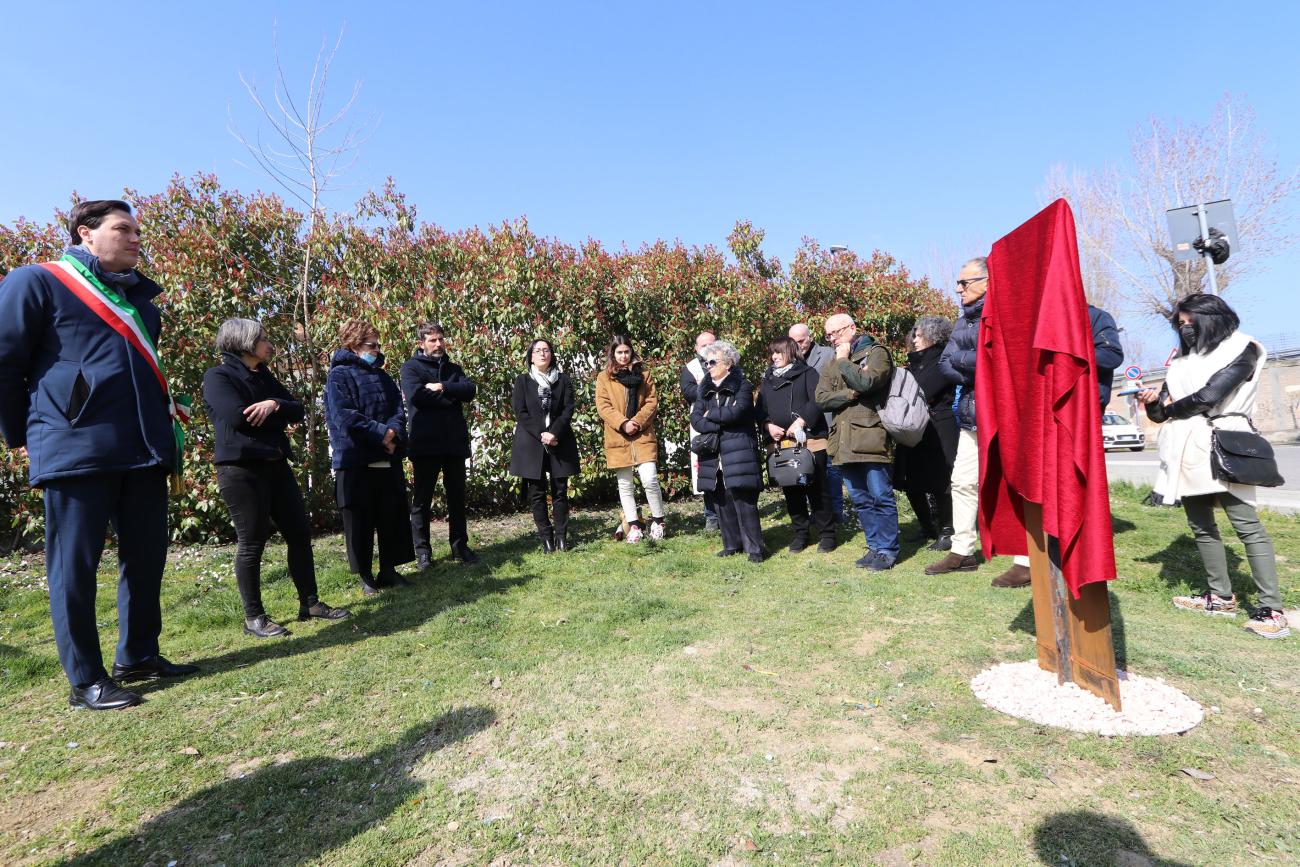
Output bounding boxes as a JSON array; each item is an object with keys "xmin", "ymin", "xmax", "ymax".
[
  {"xmin": 244, "ymin": 615, "xmax": 291, "ymax": 638},
  {"xmin": 69, "ymin": 678, "xmax": 142, "ymax": 710},
  {"xmin": 716, "ymin": 548, "xmax": 741, "ymax": 557},
  {"xmin": 747, "ymin": 551, "xmax": 769, "ymax": 564},
  {"xmin": 111, "ymin": 655, "xmax": 199, "ymax": 682},
  {"xmin": 928, "ymin": 534, "xmax": 952, "ymax": 552},
  {"xmin": 360, "ymin": 579, "xmax": 381, "ymax": 596},
  {"xmin": 298, "ymin": 601, "xmax": 351, "ymax": 621},
  {"xmin": 416, "ymin": 556, "xmax": 433, "ymax": 571},
  {"xmin": 556, "ymin": 534, "xmax": 569, "ymax": 552},
  {"xmin": 817, "ymin": 538, "xmax": 838, "ymax": 553},
  {"xmin": 788, "ymin": 537, "xmax": 809, "ymax": 554},
  {"xmin": 539, "ymin": 530, "xmax": 556, "ymax": 554},
  {"xmin": 451, "ymin": 544, "xmax": 481, "ymax": 565}
]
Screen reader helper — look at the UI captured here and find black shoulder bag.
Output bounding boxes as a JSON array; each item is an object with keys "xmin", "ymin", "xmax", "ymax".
[{"xmin": 1207, "ymin": 413, "xmax": 1285, "ymax": 487}]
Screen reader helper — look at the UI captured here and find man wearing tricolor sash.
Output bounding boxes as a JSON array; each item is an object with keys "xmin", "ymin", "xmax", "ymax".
[{"xmin": 0, "ymin": 200, "xmax": 198, "ymax": 711}]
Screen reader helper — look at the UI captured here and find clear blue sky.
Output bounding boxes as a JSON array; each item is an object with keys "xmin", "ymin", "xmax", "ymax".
[{"xmin": 5, "ymin": 2, "xmax": 1297, "ymax": 367}]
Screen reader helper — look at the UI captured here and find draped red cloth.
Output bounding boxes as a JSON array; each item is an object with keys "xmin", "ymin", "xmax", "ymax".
[{"xmin": 975, "ymin": 199, "xmax": 1116, "ymax": 597}]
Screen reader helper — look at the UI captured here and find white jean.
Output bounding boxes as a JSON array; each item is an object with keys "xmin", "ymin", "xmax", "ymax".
[
  {"xmin": 617, "ymin": 462, "xmax": 664, "ymax": 523},
  {"xmin": 951, "ymin": 428, "xmax": 980, "ymax": 556}
]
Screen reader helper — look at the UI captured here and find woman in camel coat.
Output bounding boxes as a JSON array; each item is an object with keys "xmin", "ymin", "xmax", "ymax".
[{"xmin": 594, "ymin": 334, "xmax": 665, "ymax": 542}]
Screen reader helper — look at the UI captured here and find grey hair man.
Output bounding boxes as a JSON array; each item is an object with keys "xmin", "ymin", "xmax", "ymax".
[
  {"xmin": 925, "ymin": 257, "xmax": 1006, "ymax": 582},
  {"xmin": 789, "ymin": 321, "xmax": 843, "ymax": 523},
  {"xmin": 680, "ymin": 330, "xmax": 720, "ymax": 530},
  {"xmin": 814, "ymin": 313, "xmax": 900, "ymax": 570}
]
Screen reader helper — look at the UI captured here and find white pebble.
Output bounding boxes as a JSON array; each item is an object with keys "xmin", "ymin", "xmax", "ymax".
[{"xmin": 971, "ymin": 661, "xmax": 1203, "ymax": 736}]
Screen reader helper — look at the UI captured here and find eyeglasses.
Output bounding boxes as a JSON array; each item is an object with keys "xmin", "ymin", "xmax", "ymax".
[
  {"xmin": 956, "ymin": 277, "xmax": 988, "ymax": 290},
  {"xmin": 825, "ymin": 324, "xmax": 853, "ymax": 339},
  {"xmin": 704, "ymin": 358, "xmax": 719, "ymax": 367},
  {"xmin": 360, "ymin": 340, "xmax": 380, "ymax": 349},
  {"xmin": 532, "ymin": 346, "xmax": 552, "ymax": 354}
]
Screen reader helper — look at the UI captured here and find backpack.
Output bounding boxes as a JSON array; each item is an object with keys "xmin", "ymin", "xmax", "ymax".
[{"xmin": 876, "ymin": 366, "xmax": 930, "ymax": 447}]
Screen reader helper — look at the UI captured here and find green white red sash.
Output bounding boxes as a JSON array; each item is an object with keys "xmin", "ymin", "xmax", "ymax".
[{"xmin": 38, "ymin": 254, "xmax": 191, "ymax": 486}]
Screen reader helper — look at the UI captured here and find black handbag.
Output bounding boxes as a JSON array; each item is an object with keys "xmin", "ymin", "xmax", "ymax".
[
  {"xmin": 767, "ymin": 444, "xmax": 816, "ymax": 487},
  {"xmin": 690, "ymin": 431, "xmax": 720, "ymax": 458},
  {"xmin": 1208, "ymin": 413, "xmax": 1284, "ymax": 487}
]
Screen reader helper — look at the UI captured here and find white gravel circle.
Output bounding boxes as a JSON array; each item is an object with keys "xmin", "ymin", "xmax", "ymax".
[{"xmin": 971, "ymin": 661, "xmax": 1203, "ymax": 736}]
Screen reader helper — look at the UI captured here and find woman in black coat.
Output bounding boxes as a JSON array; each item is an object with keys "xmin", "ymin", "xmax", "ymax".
[
  {"xmin": 509, "ymin": 339, "xmax": 580, "ymax": 552},
  {"xmin": 202, "ymin": 318, "xmax": 350, "ymax": 638},
  {"xmin": 691, "ymin": 340, "xmax": 768, "ymax": 563},
  {"xmin": 893, "ymin": 316, "xmax": 959, "ymax": 550},
  {"xmin": 757, "ymin": 336, "xmax": 836, "ymax": 553}
]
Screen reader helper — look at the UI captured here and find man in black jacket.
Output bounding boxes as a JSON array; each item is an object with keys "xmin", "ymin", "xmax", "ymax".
[{"xmin": 401, "ymin": 324, "xmax": 479, "ymax": 566}]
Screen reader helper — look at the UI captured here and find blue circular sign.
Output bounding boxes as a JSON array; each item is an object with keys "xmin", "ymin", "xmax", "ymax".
[{"xmin": 1124, "ymin": 365, "xmax": 1142, "ymax": 380}]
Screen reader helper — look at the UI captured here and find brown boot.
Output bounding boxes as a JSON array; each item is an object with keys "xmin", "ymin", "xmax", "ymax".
[
  {"xmin": 924, "ymin": 552, "xmax": 981, "ymax": 575},
  {"xmin": 991, "ymin": 564, "xmax": 1031, "ymax": 588}
]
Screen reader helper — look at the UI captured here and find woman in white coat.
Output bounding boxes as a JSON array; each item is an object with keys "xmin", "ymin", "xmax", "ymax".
[{"xmin": 1138, "ymin": 293, "xmax": 1288, "ymax": 639}]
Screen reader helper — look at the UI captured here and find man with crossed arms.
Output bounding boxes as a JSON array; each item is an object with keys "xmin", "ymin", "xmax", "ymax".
[{"xmin": 0, "ymin": 200, "xmax": 197, "ymax": 710}]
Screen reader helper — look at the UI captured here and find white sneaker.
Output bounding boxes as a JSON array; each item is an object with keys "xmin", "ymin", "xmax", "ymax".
[
  {"xmin": 649, "ymin": 520, "xmax": 665, "ymax": 541},
  {"xmin": 625, "ymin": 525, "xmax": 644, "ymax": 543}
]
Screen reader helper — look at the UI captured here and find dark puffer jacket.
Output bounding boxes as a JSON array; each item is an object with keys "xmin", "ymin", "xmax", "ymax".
[
  {"xmin": 938, "ymin": 296, "xmax": 985, "ymax": 430},
  {"xmin": 400, "ymin": 351, "xmax": 476, "ymax": 458},
  {"xmin": 202, "ymin": 352, "xmax": 305, "ymax": 463},
  {"xmin": 690, "ymin": 367, "xmax": 762, "ymax": 492},
  {"xmin": 1089, "ymin": 305, "xmax": 1124, "ymax": 407},
  {"xmin": 756, "ymin": 359, "xmax": 828, "ymax": 441},
  {"xmin": 324, "ymin": 349, "xmax": 406, "ymax": 469}
]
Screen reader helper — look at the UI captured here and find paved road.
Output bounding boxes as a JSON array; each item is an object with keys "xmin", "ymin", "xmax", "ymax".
[{"xmin": 1105, "ymin": 443, "xmax": 1300, "ymax": 514}]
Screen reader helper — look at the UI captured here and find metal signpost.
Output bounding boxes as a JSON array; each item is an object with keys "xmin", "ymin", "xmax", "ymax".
[{"xmin": 1166, "ymin": 199, "xmax": 1237, "ymax": 295}]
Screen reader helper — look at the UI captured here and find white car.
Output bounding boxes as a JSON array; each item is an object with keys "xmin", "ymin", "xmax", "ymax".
[{"xmin": 1102, "ymin": 413, "xmax": 1146, "ymax": 452}]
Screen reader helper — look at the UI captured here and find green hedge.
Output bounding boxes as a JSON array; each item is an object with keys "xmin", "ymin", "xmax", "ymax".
[{"xmin": 0, "ymin": 174, "xmax": 953, "ymax": 545}]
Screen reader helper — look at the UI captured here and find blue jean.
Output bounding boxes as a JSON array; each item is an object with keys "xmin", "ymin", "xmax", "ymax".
[
  {"xmin": 839, "ymin": 462, "xmax": 900, "ymax": 561},
  {"xmin": 827, "ymin": 459, "xmax": 846, "ymax": 522}
]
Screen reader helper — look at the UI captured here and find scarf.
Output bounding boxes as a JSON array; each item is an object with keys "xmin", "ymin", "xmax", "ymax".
[
  {"xmin": 613, "ymin": 366, "xmax": 644, "ymax": 420},
  {"xmin": 529, "ymin": 364, "xmax": 560, "ymax": 427},
  {"xmin": 772, "ymin": 362, "xmax": 794, "ymax": 378}
]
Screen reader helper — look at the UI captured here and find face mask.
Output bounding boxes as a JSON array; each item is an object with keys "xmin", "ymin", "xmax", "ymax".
[
  {"xmin": 360, "ymin": 351, "xmax": 379, "ymax": 365},
  {"xmin": 1178, "ymin": 324, "xmax": 1197, "ymax": 347}
]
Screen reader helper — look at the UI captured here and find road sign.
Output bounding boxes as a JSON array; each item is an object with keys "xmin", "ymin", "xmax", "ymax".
[{"xmin": 1124, "ymin": 365, "xmax": 1142, "ymax": 381}]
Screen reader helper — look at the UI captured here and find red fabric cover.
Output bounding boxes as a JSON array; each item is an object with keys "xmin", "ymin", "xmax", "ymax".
[{"xmin": 975, "ymin": 199, "xmax": 1116, "ymax": 597}]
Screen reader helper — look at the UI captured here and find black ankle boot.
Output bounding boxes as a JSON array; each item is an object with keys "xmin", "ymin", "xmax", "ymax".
[{"xmin": 540, "ymin": 528, "xmax": 556, "ymax": 553}]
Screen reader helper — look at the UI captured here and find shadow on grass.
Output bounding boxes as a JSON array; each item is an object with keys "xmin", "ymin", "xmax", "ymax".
[
  {"xmin": 1111, "ymin": 516, "xmax": 1137, "ymax": 534},
  {"xmin": 1033, "ymin": 810, "xmax": 1192, "ymax": 866},
  {"xmin": 64, "ymin": 705, "xmax": 495, "ymax": 867},
  {"xmin": 1136, "ymin": 533, "xmax": 1256, "ymax": 599},
  {"xmin": 1010, "ymin": 590, "xmax": 1128, "ymax": 670},
  {"xmin": 144, "ymin": 525, "xmax": 550, "ymax": 691}
]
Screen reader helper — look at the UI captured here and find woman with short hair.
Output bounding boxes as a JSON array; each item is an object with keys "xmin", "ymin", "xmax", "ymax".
[
  {"xmin": 757, "ymin": 335, "xmax": 835, "ymax": 553},
  {"xmin": 893, "ymin": 316, "xmax": 958, "ymax": 550},
  {"xmin": 203, "ymin": 318, "xmax": 349, "ymax": 637},
  {"xmin": 692, "ymin": 340, "xmax": 767, "ymax": 562},
  {"xmin": 324, "ymin": 319, "xmax": 416, "ymax": 594},
  {"xmin": 594, "ymin": 334, "xmax": 665, "ymax": 542},
  {"xmin": 509, "ymin": 339, "xmax": 580, "ymax": 552},
  {"xmin": 1139, "ymin": 293, "xmax": 1288, "ymax": 639}
]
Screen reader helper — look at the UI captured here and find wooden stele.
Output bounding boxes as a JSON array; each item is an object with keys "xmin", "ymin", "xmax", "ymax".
[{"xmin": 1023, "ymin": 502, "xmax": 1122, "ymax": 711}]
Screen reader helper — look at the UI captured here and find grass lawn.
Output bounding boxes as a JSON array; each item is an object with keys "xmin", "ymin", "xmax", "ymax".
[{"xmin": 1, "ymin": 484, "xmax": 1297, "ymax": 866}]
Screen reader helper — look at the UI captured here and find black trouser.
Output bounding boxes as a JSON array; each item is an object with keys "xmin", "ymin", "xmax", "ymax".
[
  {"xmin": 337, "ymin": 465, "xmax": 415, "ymax": 579},
  {"xmin": 409, "ymin": 454, "xmax": 468, "ymax": 558},
  {"xmin": 216, "ymin": 459, "xmax": 319, "ymax": 618},
  {"xmin": 524, "ymin": 454, "xmax": 569, "ymax": 539},
  {"xmin": 716, "ymin": 471, "xmax": 765, "ymax": 555},
  {"xmin": 782, "ymin": 449, "xmax": 835, "ymax": 544},
  {"xmin": 43, "ymin": 468, "xmax": 169, "ymax": 688},
  {"xmin": 904, "ymin": 487, "xmax": 953, "ymax": 536}
]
